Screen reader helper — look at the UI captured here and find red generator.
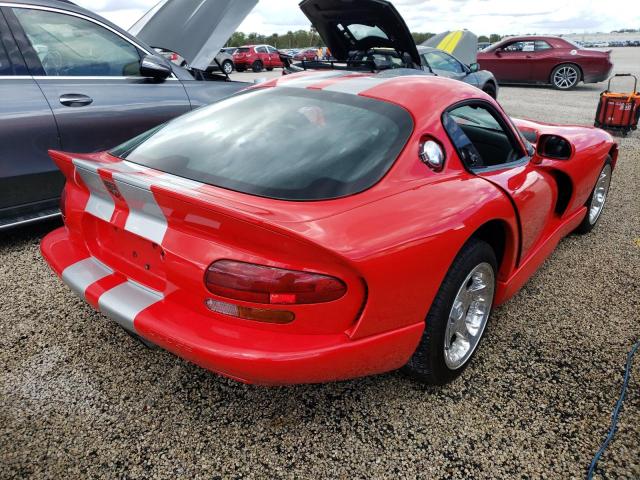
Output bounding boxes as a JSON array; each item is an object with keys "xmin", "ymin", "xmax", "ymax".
[{"xmin": 595, "ymin": 74, "xmax": 640, "ymax": 136}]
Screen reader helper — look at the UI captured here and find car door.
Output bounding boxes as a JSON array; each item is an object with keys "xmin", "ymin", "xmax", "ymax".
[
  {"xmin": 0, "ymin": 9, "xmax": 61, "ymax": 223},
  {"xmin": 267, "ymin": 46, "xmax": 282, "ymax": 67},
  {"xmin": 422, "ymin": 50, "xmax": 473, "ymax": 85},
  {"xmin": 483, "ymin": 41, "xmax": 533, "ymax": 82},
  {"xmin": 443, "ymin": 102, "xmax": 556, "ymax": 260},
  {"xmin": 5, "ymin": 6, "xmax": 191, "ymax": 154},
  {"xmin": 526, "ymin": 40, "xmax": 557, "ymax": 83},
  {"xmin": 255, "ymin": 45, "xmax": 269, "ymax": 68}
]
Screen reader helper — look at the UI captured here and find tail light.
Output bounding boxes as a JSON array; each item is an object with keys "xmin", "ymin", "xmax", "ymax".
[{"xmin": 205, "ymin": 260, "xmax": 347, "ymax": 305}]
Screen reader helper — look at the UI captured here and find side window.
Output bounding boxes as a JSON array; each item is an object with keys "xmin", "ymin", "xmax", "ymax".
[
  {"xmin": 12, "ymin": 8, "xmax": 141, "ymax": 76},
  {"xmin": 255, "ymin": 46, "xmax": 267, "ymax": 54},
  {"xmin": 443, "ymin": 103, "xmax": 525, "ymax": 170},
  {"xmin": 424, "ymin": 51, "xmax": 464, "ymax": 73},
  {"xmin": 503, "ymin": 41, "xmax": 535, "ymax": 52},
  {"xmin": 534, "ymin": 41, "xmax": 552, "ymax": 51},
  {"xmin": 267, "ymin": 46, "xmax": 278, "ymax": 54}
]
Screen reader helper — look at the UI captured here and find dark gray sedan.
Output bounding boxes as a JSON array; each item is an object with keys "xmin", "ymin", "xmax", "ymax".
[{"xmin": 0, "ymin": 0, "xmax": 253, "ymax": 230}]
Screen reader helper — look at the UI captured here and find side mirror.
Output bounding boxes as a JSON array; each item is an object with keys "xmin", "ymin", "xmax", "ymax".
[
  {"xmin": 536, "ymin": 134, "xmax": 573, "ymax": 160},
  {"xmin": 140, "ymin": 55, "xmax": 172, "ymax": 81},
  {"xmin": 469, "ymin": 62, "xmax": 480, "ymax": 72},
  {"xmin": 495, "ymin": 48, "xmax": 502, "ymax": 57}
]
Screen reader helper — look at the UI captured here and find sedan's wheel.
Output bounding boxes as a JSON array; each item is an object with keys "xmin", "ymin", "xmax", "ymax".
[
  {"xmin": 575, "ymin": 158, "xmax": 613, "ymax": 234},
  {"xmin": 222, "ymin": 60, "xmax": 233, "ymax": 75},
  {"xmin": 404, "ymin": 238, "xmax": 497, "ymax": 385},
  {"xmin": 482, "ymin": 83, "xmax": 497, "ymax": 99},
  {"xmin": 551, "ymin": 64, "xmax": 580, "ymax": 90},
  {"xmin": 252, "ymin": 61, "xmax": 263, "ymax": 73}
]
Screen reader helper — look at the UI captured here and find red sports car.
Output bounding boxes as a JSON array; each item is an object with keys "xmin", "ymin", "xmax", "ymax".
[
  {"xmin": 41, "ymin": 71, "xmax": 617, "ymax": 385},
  {"xmin": 478, "ymin": 36, "xmax": 613, "ymax": 90}
]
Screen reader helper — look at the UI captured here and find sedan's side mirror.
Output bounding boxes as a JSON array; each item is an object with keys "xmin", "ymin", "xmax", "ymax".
[
  {"xmin": 140, "ymin": 55, "xmax": 172, "ymax": 81},
  {"xmin": 469, "ymin": 62, "xmax": 480, "ymax": 72}
]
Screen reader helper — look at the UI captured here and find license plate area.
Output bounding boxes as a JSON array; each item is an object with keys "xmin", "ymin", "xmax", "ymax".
[{"xmin": 85, "ymin": 220, "xmax": 167, "ymax": 292}]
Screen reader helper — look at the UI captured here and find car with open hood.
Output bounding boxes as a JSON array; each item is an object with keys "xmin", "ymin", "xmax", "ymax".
[
  {"xmin": 42, "ymin": 69, "xmax": 617, "ymax": 385},
  {"xmin": 0, "ymin": 0, "xmax": 256, "ymax": 231},
  {"xmin": 291, "ymin": 0, "xmax": 498, "ymax": 98}
]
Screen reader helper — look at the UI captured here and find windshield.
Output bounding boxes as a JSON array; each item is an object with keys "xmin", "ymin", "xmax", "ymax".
[{"xmin": 111, "ymin": 88, "xmax": 413, "ymax": 201}]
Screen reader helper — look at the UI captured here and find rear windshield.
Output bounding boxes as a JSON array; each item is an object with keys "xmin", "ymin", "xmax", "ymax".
[{"xmin": 111, "ymin": 87, "xmax": 413, "ymax": 201}]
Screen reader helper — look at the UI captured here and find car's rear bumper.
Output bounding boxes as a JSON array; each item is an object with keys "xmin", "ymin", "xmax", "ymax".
[
  {"xmin": 41, "ymin": 227, "xmax": 423, "ymax": 385},
  {"xmin": 583, "ymin": 63, "xmax": 613, "ymax": 84}
]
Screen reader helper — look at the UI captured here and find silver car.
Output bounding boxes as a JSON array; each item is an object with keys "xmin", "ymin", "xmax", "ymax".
[{"xmin": 0, "ymin": 0, "xmax": 256, "ymax": 230}]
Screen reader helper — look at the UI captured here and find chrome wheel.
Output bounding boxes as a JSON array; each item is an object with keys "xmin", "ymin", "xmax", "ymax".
[
  {"xmin": 588, "ymin": 164, "xmax": 612, "ymax": 224},
  {"xmin": 444, "ymin": 262, "xmax": 495, "ymax": 370},
  {"xmin": 553, "ymin": 65, "xmax": 579, "ymax": 89},
  {"xmin": 223, "ymin": 61, "xmax": 233, "ymax": 74}
]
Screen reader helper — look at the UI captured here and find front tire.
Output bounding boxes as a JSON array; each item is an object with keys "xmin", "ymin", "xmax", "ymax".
[
  {"xmin": 575, "ymin": 158, "xmax": 612, "ymax": 234},
  {"xmin": 252, "ymin": 60, "xmax": 263, "ymax": 73},
  {"xmin": 551, "ymin": 64, "xmax": 580, "ymax": 90},
  {"xmin": 482, "ymin": 82, "xmax": 497, "ymax": 99},
  {"xmin": 222, "ymin": 60, "xmax": 234, "ymax": 75},
  {"xmin": 404, "ymin": 238, "xmax": 497, "ymax": 385}
]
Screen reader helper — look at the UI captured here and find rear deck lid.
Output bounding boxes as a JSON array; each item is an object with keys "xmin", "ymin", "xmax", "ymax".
[
  {"xmin": 299, "ymin": 0, "xmax": 421, "ymax": 66},
  {"xmin": 130, "ymin": 0, "xmax": 258, "ymax": 71}
]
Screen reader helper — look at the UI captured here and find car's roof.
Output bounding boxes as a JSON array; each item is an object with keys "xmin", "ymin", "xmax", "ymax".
[{"xmin": 262, "ymin": 70, "xmax": 489, "ymax": 115}]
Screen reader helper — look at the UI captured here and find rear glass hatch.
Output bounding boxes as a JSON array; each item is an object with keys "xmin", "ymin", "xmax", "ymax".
[{"xmin": 110, "ymin": 87, "xmax": 413, "ymax": 201}]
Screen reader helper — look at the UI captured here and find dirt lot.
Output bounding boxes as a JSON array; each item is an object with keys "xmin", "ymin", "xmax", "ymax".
[{"xmin": 1, "ymin": 48, "xmax": 638, "ymax": 479}]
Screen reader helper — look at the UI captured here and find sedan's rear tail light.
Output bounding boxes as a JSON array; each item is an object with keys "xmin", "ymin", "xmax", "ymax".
[{"xmin": 205, "ymin": 260, "xmax": 347, "ymax": 304}]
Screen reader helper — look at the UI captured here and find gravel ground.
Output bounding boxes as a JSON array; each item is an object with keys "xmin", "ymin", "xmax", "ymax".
[{"xmin": 1, "ymin": 48, "xmax": 639, "ymax": 479}]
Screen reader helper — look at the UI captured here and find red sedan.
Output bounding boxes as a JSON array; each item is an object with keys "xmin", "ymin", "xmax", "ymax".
[
  {"xmin": 478, "ymin": 36, "xmax": 613, "ymax": 90},
  {"xmin": 41, "ymin": 71, "xmax": 617, "ymax": 385}
]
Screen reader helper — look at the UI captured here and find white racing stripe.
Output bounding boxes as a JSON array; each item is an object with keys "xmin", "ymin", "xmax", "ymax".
[
  {"xmin": 112, "ymin": 173, "xmax": 168, "ymax": 245},
  {"xmin": 98, "ymin": 280, "xmax": 164, "ymax": 333},
  {"xmin": 322, "ymin": 76, "xmax": 392, "ymax": 95},
  {"xmin": 61, "ymin": 257, "xmax": 113, "ymax": 298},
  {"xmin": 73, "ymin": 160, "xmax": 115, "ymax": 222}
]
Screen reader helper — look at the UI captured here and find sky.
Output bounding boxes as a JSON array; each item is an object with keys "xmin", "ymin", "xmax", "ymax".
[{"xmin": 74, "ymin": 0, "xmax": 640, "ymax": 37}]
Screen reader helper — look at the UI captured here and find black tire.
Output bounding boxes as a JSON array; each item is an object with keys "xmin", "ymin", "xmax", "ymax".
[
  {"xmin": 551, "ymin": 63, "xmax": 580, "ymax": 90},
  {"xmin": 482, "ymin": 82, "xmax": 497, "ymax": 99},
  {"xmin": 236, "ymin": 66, "xmax": 246, "ymax": 73},
  {"xmin": 266, "ymin": 67, "xmax": 274, "ymax": 71},
  {"xmin": 404, "ymin": 238, "xmax": 497, "ymax": 385},
  {"xmin": 222, "ymin": 60, "xmax": 234, "ymax": 75},
  {"xmin": 252, "ymin": 60, "xmax": 263, "ymax": 73},
  {"xmin": 575, "ymin": 157, "xmax": 613, "ymax": 234}
]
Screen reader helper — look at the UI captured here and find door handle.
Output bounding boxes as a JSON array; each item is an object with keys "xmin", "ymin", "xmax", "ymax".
[{"xmin": 59, "ymin": 94, "xmax": 93, "ymax": 107}]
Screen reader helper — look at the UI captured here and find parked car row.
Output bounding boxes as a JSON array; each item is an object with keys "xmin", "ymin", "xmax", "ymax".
[{"xmin": 575, "ymin": 39, "xmax": 640, "ymax": 48}]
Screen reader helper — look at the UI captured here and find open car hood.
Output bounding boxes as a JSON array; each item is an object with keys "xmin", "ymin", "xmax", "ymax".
[
  {"xmin": 130, "ymin": 0, "xmax": 258, "ymax": 71},
  {"xmin": 422, "ymin": 30, "xmax": 478, "ymax": 66},
  {"xmin": 299, "ymin": 0, "xmax": 421, "ymax": 66}
]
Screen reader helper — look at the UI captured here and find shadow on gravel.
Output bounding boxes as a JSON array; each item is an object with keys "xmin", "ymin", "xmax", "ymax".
[{"xmin": 0, "ymin": 218, "xmax": 62, "ymax": 247}]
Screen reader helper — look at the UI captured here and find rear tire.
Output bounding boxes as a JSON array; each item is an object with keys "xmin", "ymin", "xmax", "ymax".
[
  {"xmin": 404, "ymin": 238, "xmax": 497, "ymax": 385},
  {"xmin": 252, "ymin": 61, "xmax": 263, "ymax": 73},
  {"xmin": 482, "ymin": 82, "xmax": 497, "ymax": 99},
  {"xmin": 575, "ymin": 157, "xmax": 612, "ymax": 234},
  {"xmin": 551, "ymin": 63, "xmax": 580, "ymax": 90}
]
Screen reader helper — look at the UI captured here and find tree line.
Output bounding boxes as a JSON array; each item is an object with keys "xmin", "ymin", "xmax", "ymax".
[{"xmin": 227, "ymin": 30, "xmax": 505, "ymax": 49}]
